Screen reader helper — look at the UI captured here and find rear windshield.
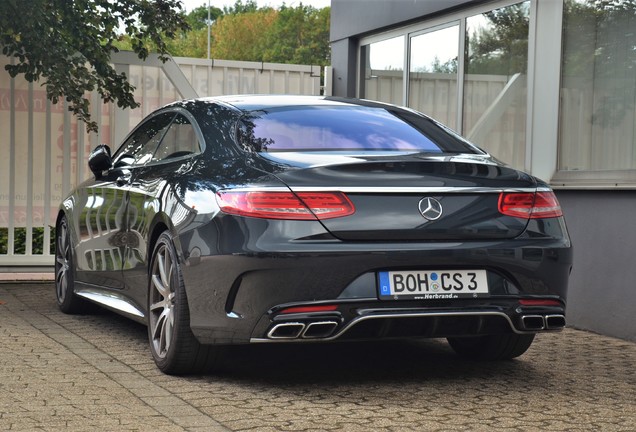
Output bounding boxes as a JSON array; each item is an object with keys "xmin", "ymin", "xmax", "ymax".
[{"xmin": 237, "ymin": 106, "xmax": 481, "ymax": 154}]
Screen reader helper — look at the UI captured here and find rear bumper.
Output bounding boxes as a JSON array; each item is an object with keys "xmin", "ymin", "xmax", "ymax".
[{"xmin": 181, "ymin": 231, "xmax": 572, "ymax": 345}]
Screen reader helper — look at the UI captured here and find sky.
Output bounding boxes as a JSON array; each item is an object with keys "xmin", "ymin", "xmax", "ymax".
[{"xmin": 178, "ymin": 0, "xmax": 331, "ymax": 12}]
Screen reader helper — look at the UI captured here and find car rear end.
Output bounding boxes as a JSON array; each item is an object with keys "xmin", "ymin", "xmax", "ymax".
[
  {"xmin": 184, "ymin": 97, "xmax": 572, "ymax": 358},
  {"xmin": 214, "ymin": 175, "xmax": 571, "ymax": 343}
]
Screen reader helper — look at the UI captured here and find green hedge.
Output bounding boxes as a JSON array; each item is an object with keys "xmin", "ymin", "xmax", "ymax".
[{"xmin": 0, "ymin": 227, "xmax": 56, "ymax": 255}]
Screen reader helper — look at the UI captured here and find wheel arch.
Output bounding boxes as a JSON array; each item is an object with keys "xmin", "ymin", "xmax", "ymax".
[
  {"xmin": 147, "ymin": 213, "xmax": 186, "ymax": 271},
  {"xmin": 148, "ymin": 219, "xmax": 170, "ymax": 272},
  {"xmin": 55, "ymin": 202, "xmax": 77, "ymax": 258}
]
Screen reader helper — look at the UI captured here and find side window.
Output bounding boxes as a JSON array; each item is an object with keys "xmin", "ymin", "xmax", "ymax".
[
  {"xmin": 152, "ymin": 114, "xmax": 201, "ymax": 162},
  {"xmin": 114, "ymin": 112, "xmax": 175, "ymax": 166}
]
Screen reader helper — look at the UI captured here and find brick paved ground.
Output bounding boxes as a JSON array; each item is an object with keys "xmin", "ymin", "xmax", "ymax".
[{"xmin": 1, "ymin": 283, "xmax": 635, "ymax": 431}]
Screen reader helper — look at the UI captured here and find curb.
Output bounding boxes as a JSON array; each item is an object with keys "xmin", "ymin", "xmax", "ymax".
[{"xmin": 0, "ymin": 273, "xmax": 55, "ymax": 282}]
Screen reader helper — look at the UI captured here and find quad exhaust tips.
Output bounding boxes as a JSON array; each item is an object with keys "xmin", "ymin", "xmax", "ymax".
[
  {"xmin": 266, "ymin": 314, "xmax": 565, "ymax": 340},
  {"xmin": 303, "ymin": 321, "xmax": 339, "ymax": 338},
  {"xmin": 267, "ymin": 322, "xmax": 305, "ymax": 339},
  {"xmin": 267, "ymin": 321, "xmax": 339, "ymax": 339},
  {"xmin": 521, "ymin": 315, "xmax": 545, "ymax": 330},
  {"xmin": 545, "ymin": 314, "xmax": 566, "ymax": 329},
  {"xmin": 520, "ymin": 314, "xmax": 566, "ymax": 331}
]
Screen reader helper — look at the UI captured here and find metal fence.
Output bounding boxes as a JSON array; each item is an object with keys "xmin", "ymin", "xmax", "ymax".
[{"xmin": 0, "ymin": 53, "xmax": 322, "ymax": 268}]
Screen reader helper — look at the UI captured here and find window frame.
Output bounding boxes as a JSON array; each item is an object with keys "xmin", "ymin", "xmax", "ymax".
[
  {"xmin": 551, "ymin": 0, "xmax": 636, "ymax": 189},
  {"xmin": 357, "ymin": 0, "xmax": 636, "ymax": 189},
  {"xmin": 150, "ymin": 112, "xmax": 202, "ymax": 163},
  {"xmin": 112, "ymin": 107, "xmax": 206, "ymax": 169},
  {"xmin": 358, "ymin": 0, "xmax": 533, "ymax": 171},
  {"xmin": 112, "ymin": 111, "xmax": 176, "ymax": 167}
]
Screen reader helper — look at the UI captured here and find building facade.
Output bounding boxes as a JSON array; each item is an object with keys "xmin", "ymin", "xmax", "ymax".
[{"xmin": 330, "ymin": 0, "xmax": 636, "ymax": 341}]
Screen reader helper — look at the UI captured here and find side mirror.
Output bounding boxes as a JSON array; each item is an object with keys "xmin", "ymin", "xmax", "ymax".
[{"xmin": 88, "ymin": 144, "xmax": 113, "ymax": 178}]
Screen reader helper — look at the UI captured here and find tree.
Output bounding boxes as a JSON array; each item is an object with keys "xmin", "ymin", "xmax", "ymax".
[
  {"xmin": 263, "ymin": 5, "xmax": 331, "ymax": 66},
  {"xmin": 0, "ymin": 0, "xmax": 189, "ymax": 132},
  {"xmin": 209, "ymin": 3, "xmax": 331, "ymax": 66},
  {"xmin": 210, "ymin": 9, "xmax": 278, "ymax": 62},
  {"xmin": 223, "ymin": 0, "xmax": 259, "ymax": 15},
  {"xmin": 115, "ymin": 1, "xmax": 331, "ymax": 66},
  {"xmin": 430, "ymin": 57, "xmax": 458, "ymax": 74},
  {"xmin": 186, "ymin": 5, "xmax": 223, "ymax": 31}
]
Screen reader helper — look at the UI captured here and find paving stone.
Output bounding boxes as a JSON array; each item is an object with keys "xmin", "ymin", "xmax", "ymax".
[{"xmin": 0, "ymin": 283, "xmax": 635, "ymax": 431}]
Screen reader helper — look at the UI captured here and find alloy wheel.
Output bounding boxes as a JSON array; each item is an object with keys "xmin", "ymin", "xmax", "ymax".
[
  {"xmin": 149, "ymin": 243, "xmax": 176, "ymax": 359},
  {"xmin": 55, "ymin": 219, "xmax": 71, "ymax": 304}
]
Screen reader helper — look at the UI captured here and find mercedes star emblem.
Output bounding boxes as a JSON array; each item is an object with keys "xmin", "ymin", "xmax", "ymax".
[{"xmin": 418, "ymin": 197, "xmax": 443, "ymax": 221}]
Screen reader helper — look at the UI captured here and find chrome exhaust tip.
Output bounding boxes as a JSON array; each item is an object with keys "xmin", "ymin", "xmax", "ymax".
[
  {"xmin": 545, "ymin": 314, "xmax": 566, "ymax": 330},
  {"xmin": 267, "ymin": 322, "xmax": 305, "ymax": 339},
  {"xmin": 302, "ymin": 321, "xmax": 339, "ymax": 339},
  {"xmin": 521, "ymin": 315, "xmax": 545, "ymax": 331}
]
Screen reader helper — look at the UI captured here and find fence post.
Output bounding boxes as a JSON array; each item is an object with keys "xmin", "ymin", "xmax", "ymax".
[{"xmin": 323, "ymin": 66, "xmax": 333, "ymax": 96}]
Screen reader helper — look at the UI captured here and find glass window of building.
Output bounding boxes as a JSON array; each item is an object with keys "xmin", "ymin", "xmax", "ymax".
[
  {"xmin": 559, "ymin": 0, "xmax": 636, "ymax": 172},
  {"xmin": 361, "ymin": 36, "xmax": 405, "ymax": 105},
  {"xmin": 358, "ymin": 1, "xmax": 531, "ymax": 169},
  {"xmin": 463, "ymin": 2, "xmax": 530, "ymax": 170},
  {"xmin": 409, "ymin": 24, "xmax": 460, "ymax": 129}
]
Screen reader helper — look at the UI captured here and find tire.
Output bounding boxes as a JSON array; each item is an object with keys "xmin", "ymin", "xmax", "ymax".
[
  {"xmin": 55, "ymin": 216, "xmax": 86, "ymax": 314},
  {"xmin": 447, "ymin": 333, "xmax": 535, "ymax": 360},
  {"xmin": 147, "ymin": 232, "xmax": 220, "ymax": 374}
]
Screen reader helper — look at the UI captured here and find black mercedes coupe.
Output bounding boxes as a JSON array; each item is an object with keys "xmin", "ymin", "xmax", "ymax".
[{"xmin": 55, "ymin": 95, "xmax": 572, "ymax": 374}]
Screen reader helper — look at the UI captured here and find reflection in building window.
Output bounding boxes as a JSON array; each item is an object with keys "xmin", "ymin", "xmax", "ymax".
[
  {"xmin": 409, "ymin": 24, "xmax": 459, "ymax": 129},
  {"xmin": 559, "ymin": 0, "xmax": 636, "ymax": 171},
  {"xmin": 463, "ymin": 2, "xmax": 529, "ymax": 169},
  {"xmin": 361, "ymin": 36, "xmax": 405, "ymax": 105},
  {"xmin": 358, "ymin": 3, "xmax": 531, "ymax": 169}
]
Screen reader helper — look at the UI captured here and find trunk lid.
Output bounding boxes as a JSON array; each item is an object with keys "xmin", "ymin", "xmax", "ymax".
[{"xmin": 257, "ymin": 153, "xmax": 536, "ymax": 241}]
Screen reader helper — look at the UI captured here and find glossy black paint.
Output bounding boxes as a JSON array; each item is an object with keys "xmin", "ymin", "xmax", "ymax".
[{"xmin": 58, "ymin": 95, "xmax": 572, "ymax": 346}]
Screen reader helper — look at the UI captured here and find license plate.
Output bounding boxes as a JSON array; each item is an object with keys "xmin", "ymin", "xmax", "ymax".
[{"xmin": 378, "ymin": 270, "xmax": 489, "ymax": 300}]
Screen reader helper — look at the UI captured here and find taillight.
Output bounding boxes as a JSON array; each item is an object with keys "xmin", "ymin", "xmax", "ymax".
[
  {"xmin": 216, "ymin": 190, "xmax": 355, "ymax": 220},
  {"xmin": 519, "ymin": 299, "xmax": 562, "ymax": 306},
  {"xmin": 279, "ymin": 305, "xmax": 338, "ymax": 314},
  {"xmin": 498, "ymin": 191, "xmax": 563, "ymax": 219}
]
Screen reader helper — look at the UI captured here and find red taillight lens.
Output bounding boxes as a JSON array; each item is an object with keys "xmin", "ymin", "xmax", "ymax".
[
  {"xmin": 279, "ymin": 305, "xmax": 338, "ymax": 314},
  {"xmin": 498, "ymin": 191, "xmax": 563, "ymax": 219},
  {"xmin": 519, "ymin": 299, "xmax": 562, "ymax": 306},
  {"xmin": 216, "ymin": 190, "xmax": 355, "ymax": 220}
]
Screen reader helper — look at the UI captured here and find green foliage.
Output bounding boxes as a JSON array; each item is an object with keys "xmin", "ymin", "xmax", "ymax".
[
  {"xmin": 562, "ymin": 0, "xmax": 636, "ymax": 78},
  {"xmin": 223, "ymin": 0, "xmax": 260, "ymax": 15},
  {"xmin": 114, "ymin": 1, "xmax": 331, "ymax": 65},
  {"xmin": 262, "ymin": 5, "xmax": 331, "ymax": 65},
  {"xmin": 210, "ymin": 9, "xmax": 278, "ymax": 62},
  {"xmin": 430, "ymin": 57, "xmax": 458, "ymax": 74},
  {"xmin": 208, "ymin": 3, "xmax": 331, "ymax": 66},
  {"xmin": 186, "ymin": 5, "xmax": 223, "ymax": 31},
  {"xmin": 0, "ymin": 227, "xmax": 56, "ymax": 255},
  {"xmin": 0, "ymin": 0, "xmax": 189, "ymax": 133}
]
